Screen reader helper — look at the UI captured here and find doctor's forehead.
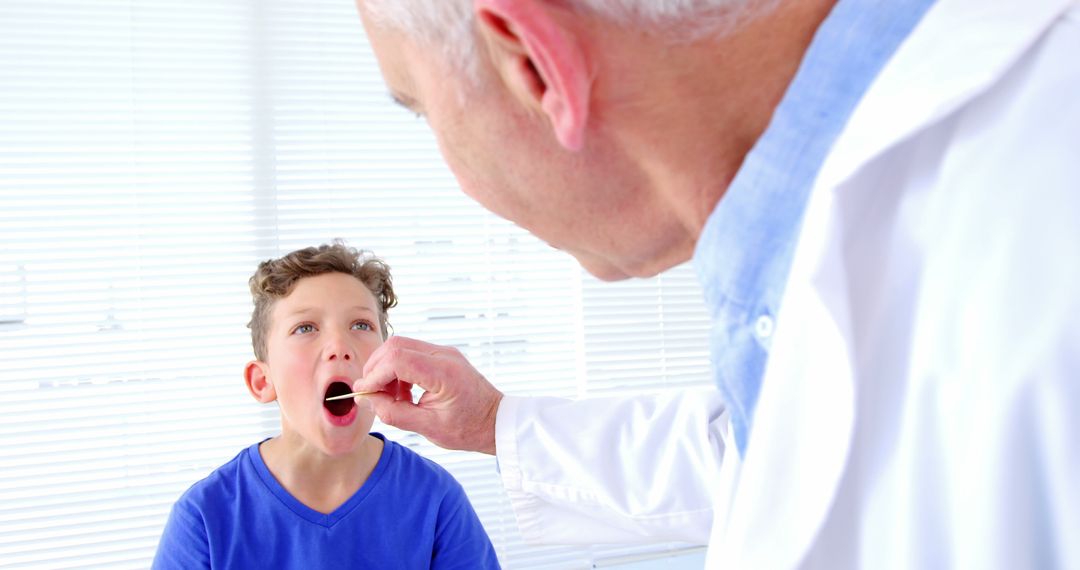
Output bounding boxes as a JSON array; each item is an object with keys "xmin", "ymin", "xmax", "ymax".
[{"xmin": 355, "ymin": 3, "xmax": 428, "ymax": 108}]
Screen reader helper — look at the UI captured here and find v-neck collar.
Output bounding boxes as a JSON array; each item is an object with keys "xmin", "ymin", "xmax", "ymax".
[{"xmin": 247, "ymin": 433, "xmax": 393, "ymax": 528}]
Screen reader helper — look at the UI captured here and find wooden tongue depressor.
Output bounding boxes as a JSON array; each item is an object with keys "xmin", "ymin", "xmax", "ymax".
[{"xmin": 325, "ymin": 391, "xmax": 376, "ymax": 401}]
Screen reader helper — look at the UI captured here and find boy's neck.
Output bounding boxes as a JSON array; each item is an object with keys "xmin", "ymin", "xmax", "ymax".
[{"xmin": 258, "ymin": 433, "xmax": 384, "ymax": 515}]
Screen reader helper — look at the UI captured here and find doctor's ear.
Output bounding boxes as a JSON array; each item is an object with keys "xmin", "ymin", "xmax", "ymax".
[
  {"xmin": 244, "ymin": 361, "xmax": 277, "ymax": 404},
  {"xmin": 474, "ymin": 0, "xmax": 591, "ymax": 151}
]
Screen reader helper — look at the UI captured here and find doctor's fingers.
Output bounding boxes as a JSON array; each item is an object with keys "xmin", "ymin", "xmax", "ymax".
[
  {"xmin": 369, "ymin": 378, "xmax": 412, "ymax": 401},
  {"xmin": 359, "ymin": 337, "xmax": 468, "ymax": 395},
  {"xmin": 360, "ymin": 337, "xmax": 503, "ymax": 453},
  {"xmin": 363, "ymin": 381, "xmax": 500, "ymax": 453},
  {"xmin": 363, "ymin": 336, "xmax": 459, "ymax": 375},
  {"xmin": 412, "ymin": 387, "xmax": 501, "ymax": 454},
  {"xmin": 363, "ymin": 391, "xmax": 435, "ymax": 437}
]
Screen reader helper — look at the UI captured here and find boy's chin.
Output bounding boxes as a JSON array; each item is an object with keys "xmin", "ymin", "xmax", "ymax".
[{"xmin": 319, "ymin": 420, "xmax": 376, "ymax": 454}]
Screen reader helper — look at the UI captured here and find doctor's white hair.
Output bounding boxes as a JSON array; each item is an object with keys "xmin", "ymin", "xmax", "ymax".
[{"xmin": 363, "ymin": 0, "xmax": 767, "ymax": 76}]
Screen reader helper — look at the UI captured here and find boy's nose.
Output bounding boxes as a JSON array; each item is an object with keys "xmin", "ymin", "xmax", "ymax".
[
  {"xmin": 324, "ymin": 334, "xmax": 355, "ymax": 362},
  {"xmin": 327, "ymin": 350, "xmax": 352, "ymax": 361}
]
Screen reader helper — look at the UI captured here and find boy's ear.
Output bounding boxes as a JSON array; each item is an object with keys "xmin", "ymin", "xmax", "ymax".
[
  {"xmin": 474, "ymin": 0, "xmax": 591, "ymax": 151},
  {"xmin": 244, "ymin": 361, "xmax": 277, "ymax": 404}
]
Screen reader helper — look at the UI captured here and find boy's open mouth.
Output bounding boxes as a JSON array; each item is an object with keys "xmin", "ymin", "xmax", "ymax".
[{"xmin": 324, "ymin": 381, "xmax": 356, "ymax": 417}]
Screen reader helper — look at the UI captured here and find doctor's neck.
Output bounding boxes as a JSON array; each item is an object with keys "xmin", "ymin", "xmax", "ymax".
[{"xmin": 599, "ymin": 0, "xmax": 838, "ymax": 237}]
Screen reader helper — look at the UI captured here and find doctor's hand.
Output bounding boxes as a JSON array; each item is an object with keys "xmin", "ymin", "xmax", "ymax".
[{"xmin": 353, "ymin": 336, "xmax": 503, "ymax": 455}]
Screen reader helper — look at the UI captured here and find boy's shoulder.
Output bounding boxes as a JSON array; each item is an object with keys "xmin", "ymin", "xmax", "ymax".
[
  {"xmin": 173, "ymin": 443, "xmax": 256, "ymax": 511},
  {"xmin": 377, "ymin": 433, "xmax": 464, "ymax": 491}
]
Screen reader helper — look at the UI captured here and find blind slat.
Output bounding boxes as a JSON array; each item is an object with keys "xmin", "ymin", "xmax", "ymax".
[{"xmin": 0, "ymin": 0, "xmax": 711, "ymax": 567}]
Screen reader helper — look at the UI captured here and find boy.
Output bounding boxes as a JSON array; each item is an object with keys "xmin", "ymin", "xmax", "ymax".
[{"xmin": 153, "ymin": 242, "xmax": 500, "ymax": 569}]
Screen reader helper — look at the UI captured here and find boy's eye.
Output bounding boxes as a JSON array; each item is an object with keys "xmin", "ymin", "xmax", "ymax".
[
  {"xmin": 352, "ymin": 321, "xmax": 372, "ymax": 332},
  {"xmin": 292, "ymin": 323, "xmax": 316, "ymax": 335}
]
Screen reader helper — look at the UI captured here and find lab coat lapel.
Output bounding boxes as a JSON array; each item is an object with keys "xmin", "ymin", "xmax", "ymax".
[
  {"xmin": 816, "ymin": 0, "xmax": 1076, "ymax": 194},
  {"xmin": 711, "ymin": 148, "xmax": 857, "ymax": 569},
  {"xmin": 710, "ymin": 0, "xmax": 1076, "ymax": 567}
]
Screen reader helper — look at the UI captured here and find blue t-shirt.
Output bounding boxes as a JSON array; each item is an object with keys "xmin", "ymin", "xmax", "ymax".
[{"xmin": 153, "ymin": 433, "xmax": 500, "ymax": 569}]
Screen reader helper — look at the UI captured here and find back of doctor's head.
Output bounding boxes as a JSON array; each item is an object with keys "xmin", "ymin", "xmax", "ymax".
[{"xmin": 362, "ymin": 0, "xmax": 770, "ymax": 74}]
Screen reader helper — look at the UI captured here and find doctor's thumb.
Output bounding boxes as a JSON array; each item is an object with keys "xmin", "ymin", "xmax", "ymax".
[{"xmin": 364, "ymin": 394, "xmax": 432, "ymax": 437}]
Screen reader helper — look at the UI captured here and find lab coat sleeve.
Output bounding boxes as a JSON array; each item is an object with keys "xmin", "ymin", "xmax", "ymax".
[{"xmin": 494, "ymin": 389, "xmax": 731, "ymax": 545}]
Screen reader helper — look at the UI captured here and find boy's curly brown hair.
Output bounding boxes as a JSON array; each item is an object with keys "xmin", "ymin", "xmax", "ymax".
[{"xmin": 247, "ymin": 240, "xmax": 397, "ymax": 361}]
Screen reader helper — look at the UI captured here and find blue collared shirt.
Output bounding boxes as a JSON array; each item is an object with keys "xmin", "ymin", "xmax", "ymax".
[{"xmin": 692, "ymin": 0, "xmax": 936, "ymax": 454}]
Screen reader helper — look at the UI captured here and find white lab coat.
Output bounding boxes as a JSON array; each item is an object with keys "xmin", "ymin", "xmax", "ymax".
[{"xmin": 494, "ymin": 0, "xmax": 1080, "ymax": 567}]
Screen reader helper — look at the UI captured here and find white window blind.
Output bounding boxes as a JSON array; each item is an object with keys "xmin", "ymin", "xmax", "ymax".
[{"xmin": 0, "ymin": 1, "xmax": 713, "ymax": 568}]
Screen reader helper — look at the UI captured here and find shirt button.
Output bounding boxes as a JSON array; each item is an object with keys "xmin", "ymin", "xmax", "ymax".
[{"xmin": 755, "ymin": 314, "xmax": 775, "ymax": 340}]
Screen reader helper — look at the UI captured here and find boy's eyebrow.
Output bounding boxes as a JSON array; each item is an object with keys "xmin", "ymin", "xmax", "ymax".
[{"xmin": 284, "ymin": 306, "xmax": 378, "ymax": 318}]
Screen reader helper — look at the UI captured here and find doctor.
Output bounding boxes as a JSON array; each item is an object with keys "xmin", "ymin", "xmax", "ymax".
[{"xmin": 351, "ymin": 0, "xmax": 1080, "ymax": 567}]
